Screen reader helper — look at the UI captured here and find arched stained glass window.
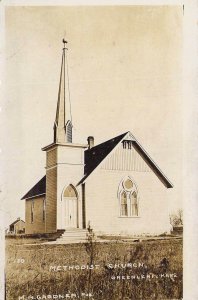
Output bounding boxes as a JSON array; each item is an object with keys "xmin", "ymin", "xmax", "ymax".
[
  {"xmin": 63, "ymin": 184, "xmax": 77, "ymax": 198},
  {"xmin": 119, "ymin": 177, "xmax": 138, "ymax": 217}
]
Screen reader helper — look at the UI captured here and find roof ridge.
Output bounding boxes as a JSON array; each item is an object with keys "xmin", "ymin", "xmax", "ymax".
[
  {"xmin": 10, "ymin": 219, "xmax": 25, "ymax": 226},
  {"xmin": 86, "ymin": 131, "xmax": 129, "ymax": 152}
]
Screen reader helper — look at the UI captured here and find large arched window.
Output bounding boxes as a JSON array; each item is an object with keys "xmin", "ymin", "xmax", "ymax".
[{"xmin": 118, "ymin": 177, "xmax": 139, "ymax": 217}]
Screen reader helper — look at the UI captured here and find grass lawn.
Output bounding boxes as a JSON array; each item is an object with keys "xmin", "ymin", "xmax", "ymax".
[{"xmin": 5, "ymin": 237, "xmax": 182, "ymax": 300}]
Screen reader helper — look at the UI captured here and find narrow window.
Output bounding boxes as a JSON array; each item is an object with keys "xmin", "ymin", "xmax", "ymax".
[
  {"xmin": 66, "ymin": 121, "xmax": 72, "ymax": 143},
  {"xmin": 121, "ymin": 191, "xmax": 128, "ymax": 216},
  {"xmin": 31, "ymin": 200, "xmax": 34, "ymax": 223},
  {"xmin": 131, "ymin": 191, "xmax": 138, "ymax": 216},
  {"xmin": 43, "ymin": 199, "xmax": 45, "ymax": 221}
]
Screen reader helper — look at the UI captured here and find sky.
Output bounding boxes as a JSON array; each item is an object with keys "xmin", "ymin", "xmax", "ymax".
[{"xmin": 1, "ymin": 5, "xmax": 183, "ymax": 226}]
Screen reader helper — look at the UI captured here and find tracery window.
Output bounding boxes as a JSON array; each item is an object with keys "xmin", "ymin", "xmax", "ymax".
[{"xmin": 118, "ymin": 177, "xmax": 139, "ymax": 217}]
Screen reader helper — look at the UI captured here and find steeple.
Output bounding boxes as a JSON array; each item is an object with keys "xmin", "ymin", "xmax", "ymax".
[{"xmin": 54, "ymin": 39, "xmax": 72, "ymax": 143}]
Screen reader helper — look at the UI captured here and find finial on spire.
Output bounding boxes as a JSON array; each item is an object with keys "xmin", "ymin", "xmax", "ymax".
[
  {"xmin": 54, "ymin": 39, "xmax": 72, "ymax": 143},
  {"xmin": 62, "ymin": 38, "xmax": 68, "ymax": 50}
]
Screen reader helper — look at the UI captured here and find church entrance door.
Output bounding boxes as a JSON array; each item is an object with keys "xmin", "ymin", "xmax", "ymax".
[{"xmin": 64, "ymin": 197, "xmax": 77, "ymax": 228}]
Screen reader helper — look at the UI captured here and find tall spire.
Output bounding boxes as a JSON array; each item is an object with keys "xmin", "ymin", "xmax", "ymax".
[{"xmin": 54, "ymin": 39, "xmax": 72, "ymax": 143}]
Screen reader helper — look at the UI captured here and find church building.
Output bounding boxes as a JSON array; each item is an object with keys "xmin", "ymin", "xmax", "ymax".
[{"xmin": 21, "ymin": 42, "xmax": 173, "ymax": 237}]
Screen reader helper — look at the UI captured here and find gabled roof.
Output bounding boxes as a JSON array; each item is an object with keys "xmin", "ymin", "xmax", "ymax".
[
  {"xmin": 21, "ymin": 176, "xmax": 46, "ymax": 200},
  {"xmin": 78, "ymin": 131, "xmax": 173, "ymax": 188},
  {"xmin": 9, "ymin": 219, "xmax": 25, "ymax": 226}
]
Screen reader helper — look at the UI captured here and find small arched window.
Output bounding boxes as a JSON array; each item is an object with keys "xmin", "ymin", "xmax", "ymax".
[
  {"xmin": 118, "ymin": 177, "xmax": 138, "ymax": 217},
  {"xmin": 63, "ymin": 184, "xmax": 77, "ymax": 198}
]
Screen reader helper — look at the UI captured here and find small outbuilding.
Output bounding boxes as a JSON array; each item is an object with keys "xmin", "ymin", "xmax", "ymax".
[{"xmin": 9, "ymin": 218, "xmax": 25, "ymax": 234}]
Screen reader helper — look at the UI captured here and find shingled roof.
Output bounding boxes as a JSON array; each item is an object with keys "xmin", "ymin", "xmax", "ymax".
[
  {"xmin": 21, "ymin": 176, "xmax": 46, "ymax": 200},
  {"xmin": 78, "ymin": 131, "xmax": 173, "ymax": 188},
  {"xmin": 77, "ymin": 132, "xmax": 128, "ymax": 185}
]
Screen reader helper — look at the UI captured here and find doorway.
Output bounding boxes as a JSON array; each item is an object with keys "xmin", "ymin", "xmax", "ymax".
[{"xmin": 63, "ymin": 184, "xmax": 78, "ymax": 228}]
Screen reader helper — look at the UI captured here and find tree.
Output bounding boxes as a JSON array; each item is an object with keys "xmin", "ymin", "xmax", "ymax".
[{"xmin": 170, "ymin": 209, "xmax": 183, "ymax": 226}]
